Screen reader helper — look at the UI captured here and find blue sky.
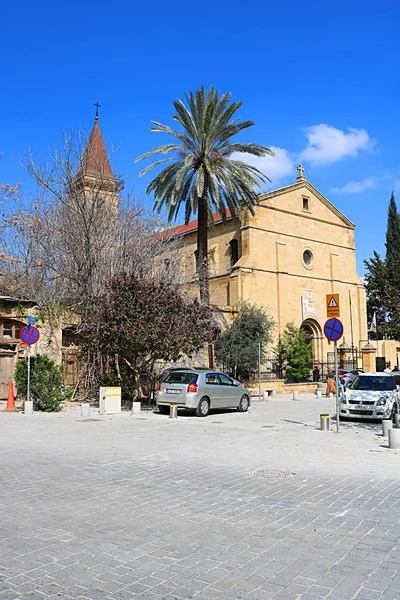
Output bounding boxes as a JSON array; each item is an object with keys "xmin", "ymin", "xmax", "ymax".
[{"xmin": 2, "ymin": 0, "xmax": 399, "ymax": 274}]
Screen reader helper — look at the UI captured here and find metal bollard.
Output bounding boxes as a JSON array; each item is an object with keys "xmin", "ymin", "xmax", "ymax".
[
  {"xmin": 315, "ymin": 390, "xmax": 322, "ymax": 399},
  {"xmin": 394, "ymin": 413, "xmax": 400, "ymax": 428},
  {"xmin": 382, "ymin": 419, "xmax": 393, "ymax": 437},
  {"xmin": 320, "ymin": 414, "xmax": 330, "ymax": 431},
  {"xmin": 169, "ymin": 404, "xmax": 178, "ymax": 419},
  {"xmin": 292, "ymin": 391, "xmax": 299, "ymax": 401}
]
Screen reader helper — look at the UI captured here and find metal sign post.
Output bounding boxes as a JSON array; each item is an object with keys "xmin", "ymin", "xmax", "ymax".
[
  {"xmin": 20, "ymin": 325, "xmax": 40, "ymax": 406},
  {"xmin": 27, "ymin": 344, "xmax": 31, "ymax": 403},
  {"xmin": 334, "ymin": 341, "xmax": 339, "ymax": 433},
  {"xmin": 324, "ymin": 318, "xmax": 344, "ymax": 434}
]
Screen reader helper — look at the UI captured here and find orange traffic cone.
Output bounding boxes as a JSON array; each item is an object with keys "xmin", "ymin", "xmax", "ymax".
[{"xmin": 5, "ymin": 381, "xmax": 16, "ymax": 411}]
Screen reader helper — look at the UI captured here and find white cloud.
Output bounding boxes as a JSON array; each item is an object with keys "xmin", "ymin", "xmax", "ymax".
[
  {"xmin": 230, "ymin": 146, "xmax": 294, "ymax": 185},
  {"xmin": 300, "ymin": 124, "xmax": 374, "ymax": 165},
  {"xmin": 330, "ymin": 178, "xmax": 378, "ymax": 194}
]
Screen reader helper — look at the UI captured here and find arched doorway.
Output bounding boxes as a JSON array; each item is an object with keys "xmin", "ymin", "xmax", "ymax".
[{"xmin": 300, "ymin": 318, "xmax": 324, "ymax": 363}]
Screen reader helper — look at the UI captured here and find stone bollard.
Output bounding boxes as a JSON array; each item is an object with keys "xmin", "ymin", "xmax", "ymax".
[
  {"xmin": 24, "ymin": 400, "xmax": 33, "ymax": 415},
  {"xmin": 81, "ymin": 403, "xmax": 90, "ymax": 418},
  {"xmin": 388, "ymin": 428, "xmax": 400, "ymax": 449},
  {"xmin": 132, "ymin": 401, "xmax": 141, "ymax": 415},
  {"xmin": 382, "ymin": 419, "xmax": 393, "ymax": 437},
  {"xmin": 394, "ymin": 414, "xmax": 400, "ymax": 428},
  {"xmin": 292, "ymin": 391, "xmax": 299, "ymax": 401},
  {"xmin": 263, "ymin": 391, "xmax": 270, "ymax": 401},
  {"xmin": 315, "ymin": 390, "xmax": 322, "ymax": 399}
]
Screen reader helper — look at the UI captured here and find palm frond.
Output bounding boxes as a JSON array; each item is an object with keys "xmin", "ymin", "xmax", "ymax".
[
  {"xmin": 138, "ymin": 157, "xmax": 174, "ymax": 177},
  {"xmin": 136, "ymin": 144, "xmax": 183, "ymax": 163},
  {"xmin": 224, "ymin": 143, "xmax": 275, "ymax": 158}
]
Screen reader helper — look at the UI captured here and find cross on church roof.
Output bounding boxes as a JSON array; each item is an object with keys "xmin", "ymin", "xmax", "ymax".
[
  {"xmin": 94, "ymin": 101, "xmax": 101, "ymax": 121},
  {"xmin": 296, "ymin": 164, "xmax": 306, "ymax": 181}
]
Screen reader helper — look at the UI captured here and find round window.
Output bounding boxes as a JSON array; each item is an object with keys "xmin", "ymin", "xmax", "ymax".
[{"xmin": 303, "ymin": 250, "xmax": 313, "ymax": 267}]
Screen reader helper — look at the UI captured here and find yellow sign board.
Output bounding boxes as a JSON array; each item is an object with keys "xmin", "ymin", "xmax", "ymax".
[{"xmin": 326, "ymin": 294, "xmax": 340, "ymax": 318}]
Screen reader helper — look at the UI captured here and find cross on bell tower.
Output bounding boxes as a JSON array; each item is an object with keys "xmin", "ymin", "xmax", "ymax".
[{"xmin": 94, "ymin": 101, "xmax": 101, "ymax": 121}]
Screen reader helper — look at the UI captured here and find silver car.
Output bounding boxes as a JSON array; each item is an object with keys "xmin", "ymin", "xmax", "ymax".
[
  {"xmin": 156, "ymin": 370, "xmax": 251, "ymax": 417},
  {"xmin": 340, "ymin": 373, "xmax": 400, "ymax": 420}
]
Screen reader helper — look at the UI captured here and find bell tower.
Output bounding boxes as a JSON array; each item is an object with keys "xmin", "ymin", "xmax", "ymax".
[{"xmin": 74, "ymin": 103, "xmax": 122, "ymax": 210}]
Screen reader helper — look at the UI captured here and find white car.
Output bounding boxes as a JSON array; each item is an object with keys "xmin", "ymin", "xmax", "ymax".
[{"xmin": 340, "ymin": 373, "xmax": 400, "ymax": 420}]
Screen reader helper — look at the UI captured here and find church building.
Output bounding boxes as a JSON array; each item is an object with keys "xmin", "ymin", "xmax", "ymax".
[{"xmin": 169, "ymin": 166, "xmax": 368, "ymax": 367}]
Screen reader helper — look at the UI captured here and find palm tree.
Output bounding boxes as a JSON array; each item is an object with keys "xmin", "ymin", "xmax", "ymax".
[{"xmin": 136, "ymin": 86, "xmax": 274, "ymax": 306}]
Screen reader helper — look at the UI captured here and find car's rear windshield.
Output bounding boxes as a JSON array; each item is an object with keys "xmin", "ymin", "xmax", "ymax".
[
  {"xmin": 164, "ymin": 372, "xmax": 199, "ymax": 384},
  {"xmin": 350, "ymin": 375, "xmax": 395, "ymax": 391}
]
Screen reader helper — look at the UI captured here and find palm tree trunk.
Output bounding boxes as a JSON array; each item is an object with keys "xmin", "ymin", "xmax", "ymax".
[
  {"xmin": 197, "ymin": 184, "xmax": 214, "ymax": 368},
  {"xmin": 197, "ymin": 188, "xmax": 210, "ymax": 307}
]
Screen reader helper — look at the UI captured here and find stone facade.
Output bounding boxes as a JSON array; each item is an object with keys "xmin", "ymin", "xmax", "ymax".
[{"xmin": 172, "ymin": 175, "xmax": 368, "ymax": 363}]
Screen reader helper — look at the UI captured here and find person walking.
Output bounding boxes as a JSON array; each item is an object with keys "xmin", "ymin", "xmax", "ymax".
[
  {"xmin": 312, "ymin": 366, "xmax": 320, "ymax": 382},
  {"xmin": 326, "ymin": 374, "xmax": 337, "ymax": 397}
]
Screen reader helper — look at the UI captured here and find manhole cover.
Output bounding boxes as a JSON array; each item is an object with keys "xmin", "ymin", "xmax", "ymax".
[
  {"xmin": 262, "ymin": 425, "xmax": 275, "ymax": 428},
  {"xmin": 250, "ymin": 469, "xmax": 295, "ymax": 479},
  {"xmin": 76, "ymin": 419, "xmax": 101, "ymax": 423}
]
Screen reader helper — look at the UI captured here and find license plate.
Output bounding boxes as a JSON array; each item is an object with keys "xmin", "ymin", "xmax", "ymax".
[
  {"xmin": 166, "ymin": 389, "xmax": 180, "ymax": 394},
  {"xmin": 357, "ymin": 405, "xmax": 372, "ymax": 410}
]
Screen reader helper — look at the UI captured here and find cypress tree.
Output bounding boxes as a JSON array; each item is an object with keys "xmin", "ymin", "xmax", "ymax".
[
  {"xmin": 364, "ymin": 251, "xmax": 389, "ymax": 339},
  {"xmin": 385, "ymin": 192, "xmax": 400, "ymax": 282},
  {"xmin": 364, "ymin": 193, "xmax": 400, "ymax": 340}
]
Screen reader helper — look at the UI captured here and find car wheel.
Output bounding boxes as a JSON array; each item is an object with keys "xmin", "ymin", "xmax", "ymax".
[
  {"xmin": 195, "ymin": 397, "xmax": 210, "ymax": 417},
  {"xmin": 237, "ymin": 394, "xmax": 250, "ymax": 412},
  {"xmin": 158, "ymin": 405, "xmax": 169, "ymax": 415}
]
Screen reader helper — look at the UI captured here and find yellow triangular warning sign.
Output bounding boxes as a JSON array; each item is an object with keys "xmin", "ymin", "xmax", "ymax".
[{"xmin": 328, "ymin": 296, "xmax": 338, "ymax": 308}]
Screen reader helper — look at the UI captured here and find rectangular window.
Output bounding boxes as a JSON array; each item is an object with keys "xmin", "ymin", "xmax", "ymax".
[
  {"xmin": 164, "ymin": 373, "xmax": 198, "ymax": 384},
  {"xmin": 302, "ymin": 197, "xmax": 309, "ymax": 211}
]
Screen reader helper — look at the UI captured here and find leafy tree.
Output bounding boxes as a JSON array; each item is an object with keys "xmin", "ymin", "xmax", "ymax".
[
  {"xmin": 271, "ymin": 336, "xmax": 286, "ymax": 379},
  {"xmin": 15, "ymin": 355, "xmax": 63, "ymax": 412},
  {"xmin": 274, "ymin": 323, "xmax": 312, "ymax": 383},
  {"xmin": 136, "ymin": 86, "xmax": 273, "ymax": 306},
  {"xmin": 82, "ymin": 274, "xmax": 212, "ymax": 396},
  {"xmin": 214, "ymin": 302, "xmax": 274, "ymax": 381}
]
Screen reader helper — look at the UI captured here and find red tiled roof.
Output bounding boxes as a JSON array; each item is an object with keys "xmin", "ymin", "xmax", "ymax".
[
  {"xmin": 165, "ymin": 208, "xmax": 233, "ymax": 238},
  {"xmin": 79, "ymin": 121, "xmax": 115, "ymax": 179}
]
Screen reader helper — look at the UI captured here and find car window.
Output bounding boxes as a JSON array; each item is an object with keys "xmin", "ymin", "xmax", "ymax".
[
  {"xmin": 395, "ymin": 376, "xmax": 400, "ymax": 387},
  {"xmin": 164, "ymin": 373, "xmax": 198, "ymax": 384},
  {"xmin": 219, "ymin": 373, "xmax": 234, "ymax": 386},
  {"xmin": 351, "ymin": 375, "xmax": 395, "ymax": 391},
  {"xmin": 206, "ymin": 373, "xmax": 221, "ymax": 385}
]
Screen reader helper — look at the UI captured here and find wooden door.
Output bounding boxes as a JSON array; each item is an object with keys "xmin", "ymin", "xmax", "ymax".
[{"xmin": 0, "ymin": 352, "xmax": 16, "ymax": 398}]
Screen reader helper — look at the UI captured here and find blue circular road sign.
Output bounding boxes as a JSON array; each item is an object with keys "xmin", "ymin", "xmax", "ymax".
[
  {"xmin": 20, "ymin": 325, "xmax": 40, "ymax": 345},
  {"xmin": 324, "ymin": 318, "xmax": 344, "ymax": 342}
]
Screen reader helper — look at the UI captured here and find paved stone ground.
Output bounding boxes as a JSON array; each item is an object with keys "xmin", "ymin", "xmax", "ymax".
[{"xmin": 1, "ymin": 395, "xmax": 400, "ymax": 600}]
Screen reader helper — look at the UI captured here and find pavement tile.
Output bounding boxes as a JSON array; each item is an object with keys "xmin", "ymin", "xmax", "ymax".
[{"xmin": 2, "ymin": 399, "xmax": 400, "ymax": 600}]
